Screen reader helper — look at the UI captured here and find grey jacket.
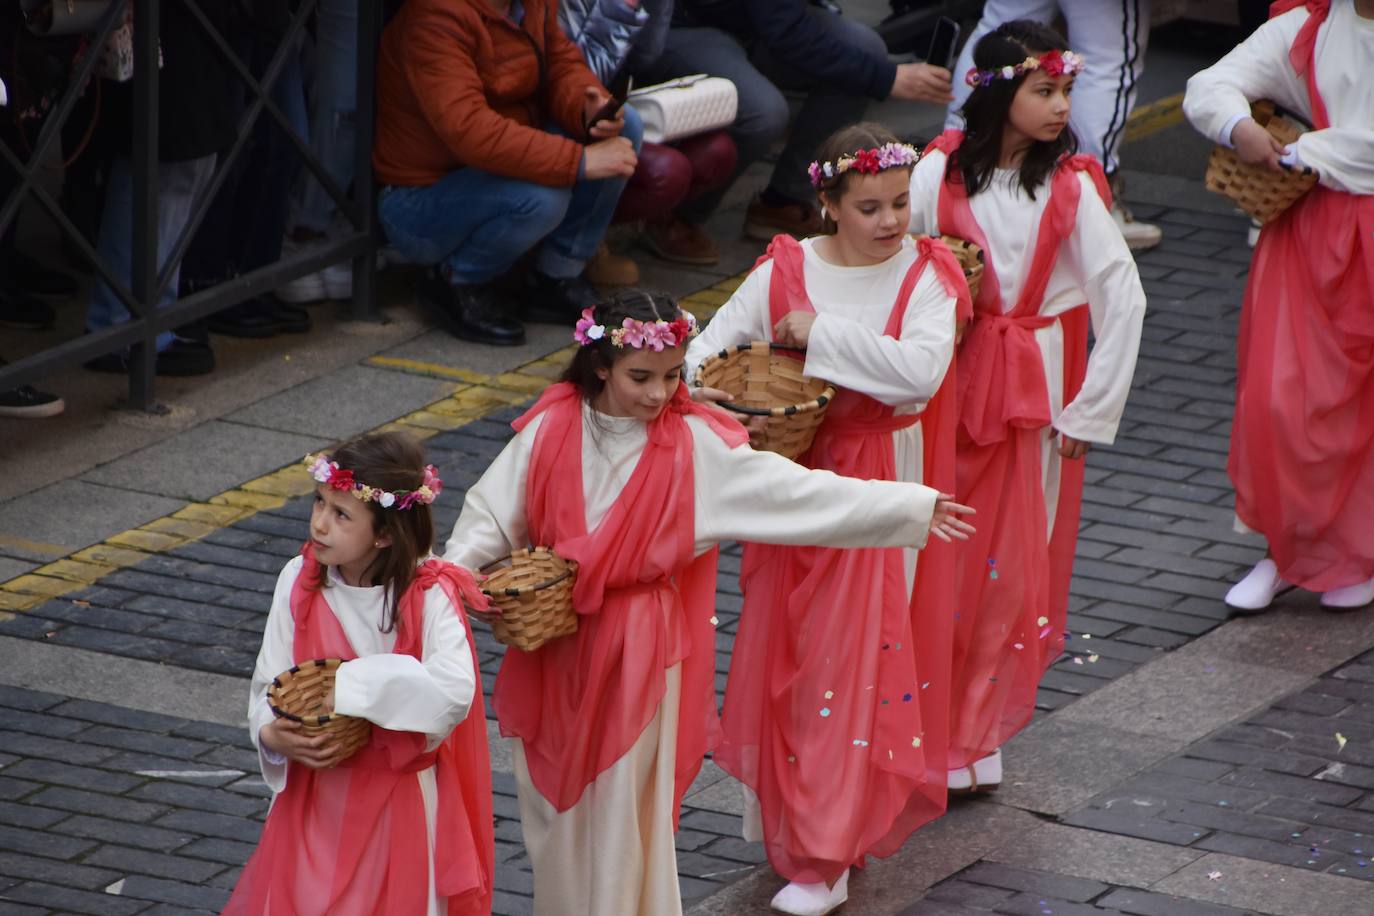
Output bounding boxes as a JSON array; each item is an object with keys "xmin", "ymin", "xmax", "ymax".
[{"xmin": 559, "ymin": 0, "xmax": 673, "ymax": 85}]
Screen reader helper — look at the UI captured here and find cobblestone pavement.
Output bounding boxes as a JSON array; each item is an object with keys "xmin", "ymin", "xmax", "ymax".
[{"xmin": 4, "ymin": 186, "xmax": 1374, "ymax": 915}]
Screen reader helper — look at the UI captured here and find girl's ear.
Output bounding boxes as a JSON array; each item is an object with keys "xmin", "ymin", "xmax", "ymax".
[
  {"xmin": 373, "ymin": 530, "xmax": 393, "ymax": 550},
  {"xmin": 594, "ymin": 366, "xmax": 610, "ymax": 382}
]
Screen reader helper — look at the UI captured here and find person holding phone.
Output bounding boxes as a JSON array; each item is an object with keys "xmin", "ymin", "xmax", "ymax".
[{"xmin": 373, "ymin": 0, "xmax": 644, "ymax": 346}]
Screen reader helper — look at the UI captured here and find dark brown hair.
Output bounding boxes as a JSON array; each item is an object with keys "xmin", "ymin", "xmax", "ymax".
[
  {"xmin": 812, "ymin": 121, "xmax": 909, "ymax": 234},
  {"xmin": 309, "ymin": 430, "xmax": 435, "ymax": 633},
  {"xmin": 948, "ymin": 20, "xmax": 1079, "ymax": 200},
  {"xmin": 561, "ymin": 288, "xmax": 690, "ymax": 401}
]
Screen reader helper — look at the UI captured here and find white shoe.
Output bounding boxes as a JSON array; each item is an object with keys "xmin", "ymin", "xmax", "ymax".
[
  {"xmin": 1320, "ymin": 577, "xmax": 1374, "ymax": 610},
  {"xmin": 321, "ymin": 261, "xmax": 353, "ymax": 300},
  {"xmin": 1225, "ymin": 559, "xmax": 1289, "ymax": 612},
  {"xmin": 1111, "ymin": 201, "xmax": 1162, "ymax": 251},
  {"xmin": 771, "ymin": 870, "xmax": 848, "ymax": 916},
  {"xmin": 1247, "ymin": 218, "xmax": 1261, "ymax": 248},
  {"xmin": 947, "ymin": 749, "xmax": 1002, "ymax": 793}
]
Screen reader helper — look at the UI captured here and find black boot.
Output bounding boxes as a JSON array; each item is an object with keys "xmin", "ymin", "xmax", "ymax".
[
  {"xmin": 418, "ymin": 270, "xmax": 525, "ymax": 347},
  {"xmin": 520, "ymin": 271, "xmax": 601, "ymax": 325}
]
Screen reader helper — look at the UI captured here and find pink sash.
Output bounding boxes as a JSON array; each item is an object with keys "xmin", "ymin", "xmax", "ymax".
[
  {"xmin": 494, "ymin": 381, "xmax": 746, "ymax": 818},
  {"xmin": 714, "ymin": 233, "xmax": 968, "ymax": 883},
  {"xmin": 225, "ymin": 546, "xmax": 495, "ymax": 916},
  {"xmin": 926, "ymin": 131, "xmax": 1102, "ymax": 766}
]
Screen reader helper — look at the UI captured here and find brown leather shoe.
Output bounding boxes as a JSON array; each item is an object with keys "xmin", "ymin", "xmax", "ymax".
[
  {"xmin": 584, "ymin": 242, "xmax": 640, "ymax": 287},
  {"xmin": 642, "ymin": 217, "xmax": 721, "ymax": 266},
  {"xmin": 744, "ymin": 195, "xmax": 823, "ymax": 241}
]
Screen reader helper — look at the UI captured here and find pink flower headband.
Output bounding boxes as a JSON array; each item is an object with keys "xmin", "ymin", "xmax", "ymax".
[
  {"xmin": 808, "ymin": 142, "xmax": 919, "ymax": 188},
  {"xmin": 965, "ymin": 49, "xmax": 1085, "ymax": 88},
  {"xmin": 304, "ymin": 454, "xmax": 443, "ymax": 510},
  {"xmin": 574, "ymin": 308, "xmax": 699, "ymax": 351}
]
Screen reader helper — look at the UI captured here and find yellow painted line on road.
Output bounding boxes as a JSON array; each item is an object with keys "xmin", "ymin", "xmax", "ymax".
[
  {"xmin": 363, "ymin": 355, "xmax": 491, "ymax": 384},
  {"xmin": 1125, "ymin": 92, "xmax": 1185, "ymax": 144},
  {"xmin": 0, "ymin": 534, "xmax": 70, "ymax": 556}
]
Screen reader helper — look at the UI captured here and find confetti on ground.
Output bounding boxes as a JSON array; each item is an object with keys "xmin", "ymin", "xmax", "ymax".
[
  {"xmin": 1208, "ymin": 871, "xmax": 1223, "ymax": 881},
  {"xmin": 1088, "ymin": 654, "xmax": 1099, "ymax": 663},
  {"xmin": 1337, "ymin": 732, "xmax": 1348, "ymax": 753},
  {"xmin": 1072, "ymin": 657, "xmax": 1084, "ymax": 665}
]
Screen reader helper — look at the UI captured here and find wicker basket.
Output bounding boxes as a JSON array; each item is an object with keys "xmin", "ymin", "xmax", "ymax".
[
  {"xmin": 1204, "ymin": 100, "xmax": 1317, "ymax": 224},
  {"xmin": 693, "ymin": 341, "xmax": 835, "ymax": 460},
  {"xmin": 939, "ymin": 235, "xmax": 985, "ymax": 302},
  {"xmin": 471, "ymin": 547, "xmax": 579, "ymax": 652},
  {"xmin": 268, "ymin": 658, "xmax": 372, "ymax": 761}
]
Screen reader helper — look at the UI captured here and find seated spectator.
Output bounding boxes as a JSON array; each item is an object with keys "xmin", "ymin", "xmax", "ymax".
[
  {"xmin": 560, "ymin": 0, "xmax": 738, "ymax": 267},
  {"xmin": 640, "ymin": 0, "xmax": 954, "ymax": 240},
  {"xmin": 375, "ymin": 0, "xmax": 642, "ymax": 347}
]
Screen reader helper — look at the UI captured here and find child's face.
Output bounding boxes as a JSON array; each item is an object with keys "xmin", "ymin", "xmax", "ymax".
[
  {"xmin": 824, "ymin": 168, "xmax": 911, "ymax": 263},
  {"xmin": 310, "ymin": 485, "xmax": 389, "ymax": 586},
  {"xmin": 594, "ymin": 346, "xmax": 685, "ymax": 422},
  {"xmin": 1007, "ymin": 70, "xmax": 1073, "ymax": 146}
]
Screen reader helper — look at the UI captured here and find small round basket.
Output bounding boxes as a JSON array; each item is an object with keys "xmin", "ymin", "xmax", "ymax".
[
  {"xmin": 268, "ymin": 658, "xmax": 371, "ymax": 761},
  {"xmin": 1205, "ymin": 100, "xmax": 1317, "ymax": 224},
  {"xmin": 693, "ymin": 340, "xmax": 836, "ymax": 461},
  {"xmin": 471, "ymin": 547, "xmax": 579, "ymax": 652},
  {"xmin": 939, "ymin": 235, "xmax": 985, "ymax": 302}
]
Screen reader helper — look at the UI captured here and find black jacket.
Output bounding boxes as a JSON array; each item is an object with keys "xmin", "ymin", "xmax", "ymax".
[{"xmin": 672, "ymin": 0, "xmax": 895, "ymax": 101}]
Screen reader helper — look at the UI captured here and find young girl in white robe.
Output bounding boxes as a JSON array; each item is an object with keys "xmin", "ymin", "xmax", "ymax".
[
  {"xmin": 443, "ymin": 289, "xmax": 974, "ymax": 916},
  {"xmin": 908, "ymin": 20, "xmax": 1146, "ymax": 794}
]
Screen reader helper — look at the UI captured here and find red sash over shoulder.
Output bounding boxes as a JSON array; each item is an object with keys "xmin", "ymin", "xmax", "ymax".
[
  {"xmin": 715, "ymin": 234, "xmax": 966, "ymax": 884},
  {"xmin": 495, "ymin": 381, "xmax": 745, "ymax": 818},
  {"xmin": 1230, "ymin": 1, "xmax": 1374, "ymax": 590},
  {"xmin": 225, "ymin": 545, "xmax": 495, "ymax": 916},
  {"xmin": 925, "ymin": 131, "xmax": 1103, "ymax": 766}
]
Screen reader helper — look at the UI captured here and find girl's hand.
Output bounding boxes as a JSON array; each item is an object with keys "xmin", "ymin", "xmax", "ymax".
[
  {"xmin": 1230, "ymin": 118, "xmax": 1286, "ymax": 172},
  {"xmin": 773, "ymin": 311, "xmax": 816, "ymax": 348},
  {"xmin": 1054, "ymin": 432, "xmax": 1090, "ymax": 460},
  {"xmin": 690, "ymin": 385, "xmax": 734, "ymax": 405},
  {"xmin": 930, "ymin": 493, "xmax": 976, "ymax": 543},
  {"xmin": 260, "ymin": 718, "xmax": 350, "ymax": 769}
]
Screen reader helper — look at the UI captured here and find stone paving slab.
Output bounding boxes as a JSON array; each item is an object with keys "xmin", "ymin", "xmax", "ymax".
[{"xmin": 0, "ymin": 483, "xmax": 186, "ymax": 565}]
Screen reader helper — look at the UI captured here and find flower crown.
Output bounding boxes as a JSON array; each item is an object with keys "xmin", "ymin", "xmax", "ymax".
[
  {"xmin": 965, "ymin": 49, "xmax": 1085, "ymax": 88},
  {"xmin": 808, "ymin": 142, "xmax": 919, "ymax": 189},
  {"xmin": 574, "ymin": 308, "xmax": 699, "ymax": 351},
  {"xmin": 304, "ymin": 454, "xmax": 443, "ymax": 510}
]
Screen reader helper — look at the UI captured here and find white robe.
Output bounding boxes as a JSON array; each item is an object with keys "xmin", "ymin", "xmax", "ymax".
[
  {"xmin": 907, "ymin": 154, "xmax": 1146, "ymax": 528},
  {"xmin": 248, "ymin": 557, "xmax": 478, "ymax": 916},
  {"xmin": 1183, "ymin": 0, "xmax": 1374, "ymax": 196},
  {"xmin": 443, "ymin": 402, "xmax": 941, "ymax": 916},
  {"xmin": 684, "ymin": 233, "xmax": 958, "ymax": 588}
]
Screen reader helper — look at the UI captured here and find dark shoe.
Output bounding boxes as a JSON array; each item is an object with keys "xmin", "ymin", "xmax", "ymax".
[
  {"xmin": 521, "ymin": 271, "xmax": 600, "ymax": 325},
  {"xmin": 0, "ymin": 383, "xmax": 64, "ymax": 418},
  {"xmin": 83, "ymin": 337, "xmax": 216, "ymax": 377},
  {"xmin": 0, "ymin": 289, "xmax": 56, "ymax": 330},
  {"xmin": 744, "ymin": 194, "xmax": 823, "ymax": 242},
  {"xmin": 10, "ymin": 251, "xmax": 78, "ymax": 298},
  {"xmin": 418, "ymin": 270, "xmax": 525, "ymax": 346},
  {"xmin": 208, "ymin": 300, "xmax": 282, "ymax": 339},
  {"xmin": 642, "ymin": 217, "xmax": 721, "ymax": 266}
]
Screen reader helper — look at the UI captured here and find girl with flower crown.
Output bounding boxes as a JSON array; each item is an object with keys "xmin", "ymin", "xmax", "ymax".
[
  {"xmin": 908, "ymin": 20, "xmax": 1146, "ymax": 796},
  {"xmin": 225, "ymin": 431, "xmax": 494, "ymax": 916},
  {"xmin": 685, "ymin": 121, "xmax": 971, "ymax": 916},
  {"xmin": 444, "ymin": 288, "xmax": 973, "ymax": 916},
  {"xmin": 1183, "ymin": 0, "xmax": 1374, "ymax": 613}
]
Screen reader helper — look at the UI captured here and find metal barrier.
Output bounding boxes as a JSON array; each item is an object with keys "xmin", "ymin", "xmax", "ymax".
[{"xmin": 0, "ymin": 0, "xmax": 381, "ymax": 411}]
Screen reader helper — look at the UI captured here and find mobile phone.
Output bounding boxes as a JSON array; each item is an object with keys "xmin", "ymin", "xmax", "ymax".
[
  {"xmin": 927, "ymin": 16, "xmax": 961, "ymax": 71},
  {"xmin": 586, "ymin": 77, "xmax": 633, "ymax": 139}
]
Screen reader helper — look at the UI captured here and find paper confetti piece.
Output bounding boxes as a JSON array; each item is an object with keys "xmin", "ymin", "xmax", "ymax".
[
  {"xmin": 1089, "ymin": 654, "xmax": 1099, "ymax": 663},
  {"xmin": 824, "ymin": 690, "xmax": 834, "ymax": 700},
  {"xmin": 1337, "ymin": 732, "xmax": 1348, "ymax": 753},
  {"xmin": 1040, "ymin": 626, "xmax": 1053, "ymax": 638},
  {"xmin": 1082, "ymin": 633, "xmax": 1092, "ymax": 640},
  {"xmin": 1037, "ymin": 616, "xmax": 1049, "ymax": 627},
  {"xmin": 902, "ymin": 693, "xmax": 913, "ymax": 702},
  {"xmin": 990, "ymin": 570, "xmax": 1000, "ymax": 580},
  {"xmin": 852, "ymin": 739, "xmax": 869, "ymax": 747},
  {"xmin": 819, "ymin": 707, "xmax": 831, "ymax": 718},
  {"xmin": 912, "ymin": 736, "xmax": 921, "ymax": 748},
  {"xmin": 1208, "ymin": 870, "xmax": 1222, "ymax": 881},
  {"xmin": 709, "ymin": 616, "xmax": 719, "ymax": 626},
  {"xmin": 1072, "ymin": 657, "xmax": 1084, "ymax": 665},
  {"xmin": 1013, "ymin": 642, "xmax": 1025, "ymax": 650}
]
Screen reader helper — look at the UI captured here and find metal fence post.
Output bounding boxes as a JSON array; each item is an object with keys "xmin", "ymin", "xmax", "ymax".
[
  {"xmin": 350, "ymin": 0, "xmax": 380, "ymax": 322},
  {"xmin": 127, "ymin": 0, "xmax": 162, "ymax": 411}
]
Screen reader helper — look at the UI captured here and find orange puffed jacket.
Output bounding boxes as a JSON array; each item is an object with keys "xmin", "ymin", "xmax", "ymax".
[{"xmin": 374, "ymin": 0, "xmax": 605, "ymax": 188}]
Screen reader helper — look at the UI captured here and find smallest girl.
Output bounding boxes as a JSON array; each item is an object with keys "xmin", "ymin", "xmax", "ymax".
[{"xmin": 225, "ymin": 431, "xmax": 494, "ymax": 916}]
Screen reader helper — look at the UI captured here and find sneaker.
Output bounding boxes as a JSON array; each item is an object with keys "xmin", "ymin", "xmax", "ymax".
[
  {"xmin": 642, "ymin": 217, "xmax": 720, "ymax": 266},
  {"xmin": 0, "ymin": 288, "xmax": 56, "ymax": 330},
  {"xmin": 770, "ymin": 870, "xmax": 849, "ymax": 916},
  {"xmin": 83, "ymin": 337, "xmax": 216, "ymax": 377},
  {"xmin": 10, "ymin": 251, "xmax": 78, "ymax": 298},
  {"xmin": 744, "ymin": 194, "xmax": 822, "ymax": 242},
  {"xmin": 521, "ymin": 271, "xmax": 601, "ymax": 325},
  {"xmin": 1225, "ymin": 558, "xmax": 1290, "ymax": 613},
  {"xmin": 1247, "ymin": 218, "xmax": 1261, "ymax": 248},
  {"xmin": 0, "ymin": 383, "xmax": 64, "ymax": 418},
  {"xmin": 584, "ymin": 243, "xmax": 639, "ymax": 287},
  {"xmin": 418, "ymin": 269, "xmax": 525, "ymax": 346},
  {"xmin": 277, "ymin": 231, "xmax": 330, "ymax": 303},
  {"xmin": 1110, "ymin": 199, "xmax": 1163, "ymax": 251}
]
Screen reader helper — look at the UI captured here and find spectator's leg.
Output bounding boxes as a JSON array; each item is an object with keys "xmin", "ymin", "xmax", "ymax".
[
  {"xmin": 639, "ymin": 132, "xmax": 736, "ymax": 266},
  {"xmin": 1060, "ymin": 0, "xmax": 1150, "ymax": 173},
  {"xmin": 613, "ymin": 142, "xmax": 693, "ymax": 225},
  {"xmin": 640, "ymin": 27, "xmax": 788, "ymax": 225},
  {"xmin": 291, "ymin": 0, "xmax": 358, "ymax": 235},
  {"xmin": 943, "ymin": 0, "xmax": 1058, "ymax": 130}
]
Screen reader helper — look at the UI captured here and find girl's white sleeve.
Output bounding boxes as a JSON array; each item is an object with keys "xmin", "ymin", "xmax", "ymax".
[
  {"xmin": 804, "ymin": 267, "xmax": 956, "ymax": 406},
  {"xmin": 689, "ymin": 417, "xmax": 937, "ymax": 554},
  {"xmin": 332, "ymin": 587, "xmax": 477, "ymax": 751},
  {"xmin": 1292, "ymin": 127, "xmax": 1374, "ymax": 195},
  {"xmin": 443, "ymin": 418, "xmax": 536, "ymax": 572},
  {"xmin": 1054, "ymin": 173, "xmax": 1146, "ymax": 445},
  {"xmin": 248, "ymin": 556, "xmax": 304, "ymax": 794},
  {"xmin": 684, "ymin": 265, "xmax": 775, "ymax": 382},
  {"xmin": 1182, "ymin": 11, "xmax": 1309, "ymax": 144},
  {"xmin": 907, "ymin": 151, "xmax": 946, "ymax": 236}
]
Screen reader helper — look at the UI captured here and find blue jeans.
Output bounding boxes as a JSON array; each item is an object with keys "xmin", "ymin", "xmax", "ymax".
[
  {"xmin": 87, "ymin": 155, "xmax": 217, "ymax": 351},
  {"xmin": 378, "ymin": 107, "xmax": 644, "ymax": 284},
  {"xmin": 291, "ymin": 0, "xmax": 357, "ymax": 234}
]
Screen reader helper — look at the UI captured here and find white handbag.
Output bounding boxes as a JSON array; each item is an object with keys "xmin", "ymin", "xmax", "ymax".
[{"xmin": 626, "ymin": 74, "xmax": 738, "ymax": 145}]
